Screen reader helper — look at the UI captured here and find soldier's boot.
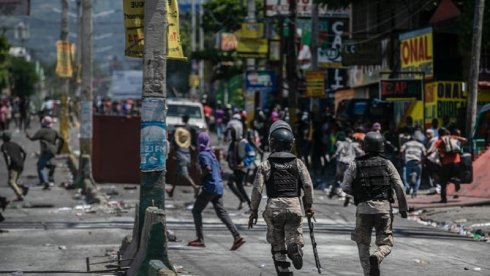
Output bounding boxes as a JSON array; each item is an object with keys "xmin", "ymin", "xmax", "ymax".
[
  {"xmin": 369, "ymin": 255, "xmax": 380, "ymax": 276},
  {"xmin": 272, "ymin": 249, "xmax": 293, "ymax": 276},
  {"xmin": 287, "ymin": 244, "xmax": 303, "ymax": 270}
]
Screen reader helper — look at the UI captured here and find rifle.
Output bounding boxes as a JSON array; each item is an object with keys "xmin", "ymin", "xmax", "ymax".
[{"xmin": 307, "ymin": 216, "xmax": 322, "ymax": 274}]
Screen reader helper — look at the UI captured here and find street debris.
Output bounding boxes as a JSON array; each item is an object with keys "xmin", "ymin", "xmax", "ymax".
[
  {"xmin": 58, "ymin": 245, "xmax": 67, "ymax": 250},
  {"xmin": 123, "ymin": 186, "xmax": 137, "ymax": 190}
]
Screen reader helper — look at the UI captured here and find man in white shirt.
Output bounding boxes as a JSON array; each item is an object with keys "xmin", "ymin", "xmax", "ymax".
[{"xmin": 400, "ymin": 135, "xmax": 426, "ymax": 197}]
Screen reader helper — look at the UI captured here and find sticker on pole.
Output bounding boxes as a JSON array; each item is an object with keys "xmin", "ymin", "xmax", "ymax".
[{"xmin": 140, "ymin": 98, "xmax": 167, "ymax": 172}]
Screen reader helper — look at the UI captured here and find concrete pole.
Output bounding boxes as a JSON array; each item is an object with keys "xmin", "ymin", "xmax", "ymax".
[
  {"xmin": 198, "ymin": 0, "xmax": 204, "ymax": 97},
  {"xmin": 191, "ymin": 0, "xmax": 196, "ymax": 98},
  {"xmin": 246, "ymin": 0, "xmax": 256, "ymax": 70},
  {"xmin": 59, "ymin": 0, "xmax": 71, "ymax": 154},
  {"xmin": 466, "ymin": 0, "xmax": 485, "ymax": 141},
  {"xmin": 132, "ymin": 0, "xmax": 173, "ymax": 273},
  {"xmin": 287, "ymin": 0, "xmax": 298, "ymax": 127},
  {"xmin": 78, "ymin": 0, "xmax": 101, "ymax": 202},
  {"xmin": 311, "ymin": 2, "xmax": 319, "ymax": 70}
]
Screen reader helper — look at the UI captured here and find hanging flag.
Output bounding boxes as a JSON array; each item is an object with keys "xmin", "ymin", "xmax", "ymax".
[
  {"xmin": 123, "ymin": 0, "xmax": 185, "ymax": 59},
  {"xmin": 55, "ymin": 41, "xmax": 73, "ymax": 78}
]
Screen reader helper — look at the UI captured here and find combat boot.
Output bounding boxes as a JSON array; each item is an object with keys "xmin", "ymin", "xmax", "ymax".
[
  {"xmin": 369, "ymin": 255, "xmax": 380, "ymax": 276},
  {"xmin": 287, "ymin": 244, "xmax": 303, "ymax": 270}
]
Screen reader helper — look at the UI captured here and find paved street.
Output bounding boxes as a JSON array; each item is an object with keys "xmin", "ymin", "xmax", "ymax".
[{"xmin": 0, "ymin": 124, "xmax": 489, "ymax": 275}]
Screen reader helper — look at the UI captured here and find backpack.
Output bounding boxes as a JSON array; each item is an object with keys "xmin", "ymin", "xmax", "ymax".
[{"xmin": 442, "ymin": 136, "xmax": 461, "ymax": 154}]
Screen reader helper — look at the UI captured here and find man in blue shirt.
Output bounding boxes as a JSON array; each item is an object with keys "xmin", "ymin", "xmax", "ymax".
[{"xmin": 187, "ymin": 131, "xmax": 246, "ymax": 251}]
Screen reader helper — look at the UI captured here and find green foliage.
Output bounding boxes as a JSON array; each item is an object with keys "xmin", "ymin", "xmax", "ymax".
[
  {"xmin": 9, "ymin": 56, "xmax": 39, "ymax": 97},
  {"xmin": 0, "ymin": 35, "xmax": 10, "ymax": 89},
  {"xmin": 202, "ymin": 0, "xmax": 263, "ymax": 33}
]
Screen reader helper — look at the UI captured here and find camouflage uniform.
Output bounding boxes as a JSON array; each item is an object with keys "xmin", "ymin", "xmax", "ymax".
[
  {"xmin": 342, "ymin": 157, "xmax": 408, "ymax": 276},
  {"xmin": 250, "ymin": 156, "xmax": 314, "ymax": 274}
]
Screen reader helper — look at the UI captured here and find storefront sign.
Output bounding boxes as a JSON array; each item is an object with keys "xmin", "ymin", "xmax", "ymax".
[
  {"xmin": 379, "ymin": 79, "xmax": 423, "ymax": 101},
  {"xmin": 400, "ymin": 27, "xmax": 433, "ymax": 78},
  {"xmin": 327, "ymin": 68, "xmax": 347, "ymax": 92},
  {"xmin": 318, "ymin": 18, "xmax": 348, "ymax": 68},
  {"xmin": 140, "ymin": 98, "xmax": 166, "ymax": 172},
  {"xmin": 265, "ymin": 0, "xmax": 349, "ymax": 18},
  {"xmin": 268, "ymin": 40, "xmax": 280, "ymax": 62},
  {"xmin": 305, "ymin": 71, "xmax": 325, "ymax": 97},
  {"xmin": 0, "ymin": 0, "xmax": 30, "ymax": 16},
  {"xmin": 342, "ymin": 40, "xmax": 381, "ymax": 66},
  {"xmin": 237, "ymin": 38, "xmax": 268, "ymax": 58},
  {"xmin": 240, "ymin": 22, "xmax": 264, "ymax": 38},
  {"xmin": 245, "ymin": 70, "xmax": 276, "ymax": 90}
]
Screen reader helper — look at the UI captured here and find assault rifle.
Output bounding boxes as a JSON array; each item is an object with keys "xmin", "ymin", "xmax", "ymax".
[{"xmin": 307, "ymin": 216, "xmax": 322, "ymax": 274}]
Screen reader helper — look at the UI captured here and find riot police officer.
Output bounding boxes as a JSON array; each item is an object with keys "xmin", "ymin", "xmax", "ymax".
[
  {"xmin": 342, "ymin": 131, "xmax": 408, "ymax": 276},
  {"xmin": 248, "ymin": 120, "xmax": 314, "ymax": 276}
]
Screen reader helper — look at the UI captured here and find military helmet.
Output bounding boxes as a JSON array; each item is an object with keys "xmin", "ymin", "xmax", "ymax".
[
  {"xmin": 269, "ymin": 120, "xmax": 294, "ymax": 152},
  {"xmin": 363, "ymin": 131, "xmax": 385, "ymax": 153}
]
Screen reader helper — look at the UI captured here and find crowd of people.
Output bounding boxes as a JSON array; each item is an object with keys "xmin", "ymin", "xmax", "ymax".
[
  {"xmin": 199, "ymin": 102, "xmax": 470, "ymax": 204},
  {"xmin": 0, "ymin": 96, "xmax": 36, "ymax": 132}
]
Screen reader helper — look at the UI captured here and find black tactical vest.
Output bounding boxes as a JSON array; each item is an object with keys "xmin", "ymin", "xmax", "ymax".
[
  {"xmin": 266, "ymin": 152, "xmax": 301, "ymax": 198},
  {"xmin": 352, "ymin": 155, "xmax": 392, "ymax": 205}
]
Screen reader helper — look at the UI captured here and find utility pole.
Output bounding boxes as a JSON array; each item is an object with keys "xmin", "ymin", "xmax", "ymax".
[
  {"xmin": 78, "ymin": 0, "xmax": 100, "ymax": 203},
  {"xmin": 198, "ymin": 0, "xmax": 204, "ymax": 97},
  {"xmin": 466, "ymin": 0, "xmax": 485, "ymax": 141},
  {"xmin": 59, "ymin": 0, "xmax": 71, "ymax": 154},
  {"xmin": 125, "ymin": 0, "xmax": 173, "ymax": 274},
  {"xmin": 287, "ymin": 0, "xmax": 298, "ymax": 125},
  {"xmin": 246, "ymin": 0, "xmax": 256, "ymax": 71},
  {"xmin": 311, "ymin": 2, "xmax": 319, "ymax": 70},
  {"xmin": 191, "ymin": 0, "xmax": 197, "ymax": 98}
]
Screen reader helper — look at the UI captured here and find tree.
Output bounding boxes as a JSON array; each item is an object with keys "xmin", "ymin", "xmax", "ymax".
[
  {"xmin": 9, "ymin": 56, "xmax": 39, "ymax": 97},
  {"xmin": 202, "ymin": 0, "xmax": 263, "ymax": 33},
  {"xmin": 0, "ymin": 35, "xmax": 10, "ymax": 90}
]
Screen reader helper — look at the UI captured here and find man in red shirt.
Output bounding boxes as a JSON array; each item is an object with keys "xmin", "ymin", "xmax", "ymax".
[{"xmin": 428, "ymin": 128, "xmax": 466, "ymax": 203}]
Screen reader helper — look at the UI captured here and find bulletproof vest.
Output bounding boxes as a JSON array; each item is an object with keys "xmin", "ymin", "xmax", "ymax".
[
  {"xmin": 352, "ymin": 155, "xmax": 392, "ymax": 205},
  {"xmin": 266, "ymin": 152, "xmax": 301, "ymax": 198}
]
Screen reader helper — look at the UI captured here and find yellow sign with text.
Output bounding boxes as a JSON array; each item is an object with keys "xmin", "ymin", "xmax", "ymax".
[
  {"xmin": 123, "ymin": 0, "xmax": 185, "ymax": 60},
  {"xmin": 305, "ymin": 71, "xmax": 325, "ymax": 97},
  {"xmin": 55, "ymin": 41, "xmax": 73, "ymax": 78},
  {"xmin": 400, "ymin": 28, "xmax": 433, "ymax": 78}
]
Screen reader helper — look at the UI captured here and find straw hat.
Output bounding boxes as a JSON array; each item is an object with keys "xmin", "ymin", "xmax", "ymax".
[{"xmin": 174, "ymin": 127, "xmax": 191, "ymax": 148}]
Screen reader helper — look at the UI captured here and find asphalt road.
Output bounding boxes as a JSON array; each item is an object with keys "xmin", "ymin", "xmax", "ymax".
[{"xmin": 0, "ymin": 124, "xmax": 488, "ymax": 276}]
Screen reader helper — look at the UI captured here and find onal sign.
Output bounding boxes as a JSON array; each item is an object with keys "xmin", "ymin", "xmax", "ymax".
[
  {"xmin": 305, "ymin": 71, "xmax": 325, "ymax": 97},
  {"xmin": 400, "ymin": 27, "xmax": 433, "ymax": 78},
  {"xmin": 379, "ymin": 79, "xmax": 423, "ymax": 101}
]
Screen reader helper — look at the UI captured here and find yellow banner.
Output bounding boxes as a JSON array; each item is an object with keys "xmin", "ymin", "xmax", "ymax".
[
  {"xmin": 166, "ymin": 0, "xmax": 185, "ymax": 60},
  {"xmin": 123, "ymin": 0, "xmax": 185, "ymax": 59},
  {"xmin": 55, "ymin": 41, "xmax": 73, "ymax": 78},
  {"xmin": 237, "ymin": 38, "xmax": 268, "ymax": 58},
  {"xmin": 400, "ymin": 28, "xmax": 433, "ymax": 77},
  {"xmin": 239, "ymin": 23, "xmax": 264, "ymax": 39},
  {"xmin": 123, "ymin": 0, "xmax": 144, "ymax": 57},
  {"xmin": 305, "ymin": 71, "xmax": 325, "ymax": 97}
]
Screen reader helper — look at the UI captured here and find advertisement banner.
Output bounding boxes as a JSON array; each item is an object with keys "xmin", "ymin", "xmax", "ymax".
[
  {"xmin": 140, "ymin": 98, "xmax": 166, "ymax": 172},
  {"xmin": 55, "ymin": 41, "xmax": 73, "ymax": 78},
  {"xmin": 379, "ymin": 79, "xmax": 423, "ymax": 101},
  {"xmin": 166, "ymin": 0, "xmax": 185, "ymax": 60},
  {"xmin": 400, "ymin": 27, "xmax": 433, "ymax": 78},
  {"xmin": 0, "ymin": 0, "xmax": 30, "ymax": 16},
  {"xmin": 123, "ymin": 0, "xmax": 144, "ymax": 57},
  {"xmin": 80, "ymin": 101, "xmax": 93, "ymax": 139},
  {"xmin": 220, "ymin": 33, "xmax": 238, "ymax": 51},
  {"xmin": 305, "ymin": 71, "xmax": 325, "ymax": 97},
  {"xmin": 268, "ymin": 40, "xmax": 280, "ymax": 62},
  {"xmin": 318, "ymin": 18, "xmax": 349, "ymax": 68},
  {"xmin": 237, "ymin": 38, "xmax": 268, "ymax": 58},
  {"xmin": 245, "ymin": 70, "xmax": 276, "ymax": 91},
  {"xmin": 265, "ymin": 0, "xmax": 349, "ymax": 18},
  {"xmin": 123, "ymin": 0, "xmax": 185, "ymax": 59},
  {"xmin": 240, "ymin": 22, "xmax": 264, "ymax": 39}
]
